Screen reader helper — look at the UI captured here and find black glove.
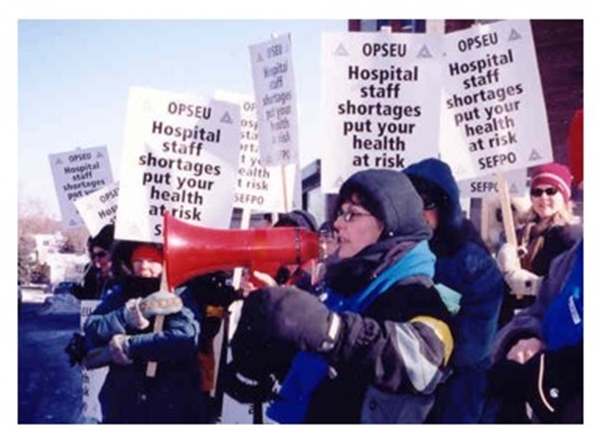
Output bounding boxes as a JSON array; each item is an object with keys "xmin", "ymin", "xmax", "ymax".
[
  {"xmin": 64, "ymin": 332, "xmax": 87, "ymax": 367},
  {"xmin": 236, "ymin": 286, "xmax": 341, "ymax": 354},
  {"xmin": 225, "ymin": 290, "xmax": 298, "ymax": 404},
  {"xmin": 223, "ymin": 359, "xmax": 281, "ymax": 404},
  {"xmin": 224, "ymin": 287, "xmax": 340, "ymax": 404}
]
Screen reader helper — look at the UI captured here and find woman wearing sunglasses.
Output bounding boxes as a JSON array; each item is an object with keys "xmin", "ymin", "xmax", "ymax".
[
  {"xmin": 404, "ymin": 158, "xmax": 505, "ymax": 424},
  {"xmin": 497, "ymin": 162, "xmax": 582, "ymax": 323},
  {"xmin": 72, "ymin": 224, "xmax": 118, "ymax": 300}
]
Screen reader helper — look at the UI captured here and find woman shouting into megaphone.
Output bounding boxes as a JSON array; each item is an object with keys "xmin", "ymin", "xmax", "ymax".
[{"xmin": 225, "ymin": 169, "xmax": 455, "ymax": 424}]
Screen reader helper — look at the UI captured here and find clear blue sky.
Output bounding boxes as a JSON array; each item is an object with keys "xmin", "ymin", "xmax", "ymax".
[{"xmin": 17, "ymin": 18, "xmax": 347, "ymax": 218}]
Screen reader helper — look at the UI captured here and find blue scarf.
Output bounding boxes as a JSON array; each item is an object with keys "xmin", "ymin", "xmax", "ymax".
[{"xmin": 266, "ymin": 241, "xmax": 436, "ymax": 423}]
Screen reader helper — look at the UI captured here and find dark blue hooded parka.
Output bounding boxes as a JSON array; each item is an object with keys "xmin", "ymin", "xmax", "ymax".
[{"xmin": 404, "ymin": 158, "xmax": 506, "ymax": 423}]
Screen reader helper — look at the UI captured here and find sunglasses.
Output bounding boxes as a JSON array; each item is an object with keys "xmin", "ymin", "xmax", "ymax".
[
  {"xmin": 91, "ymin": 250, "xmax": 108, "ymax": 259},
  {"xmin": 335, "ymin": 208, "xmax": 375, "ymax": 223},
  {"xmin": 419, "ymin": 193, "xmax": 439, "ymax": 211},
  {"xmin": 422, "ymin": 198, "xmax": 438, "ymax": 211},
  {"xmin": 531, "ymin": 187, "xmax": 558, "ymax": 197}
]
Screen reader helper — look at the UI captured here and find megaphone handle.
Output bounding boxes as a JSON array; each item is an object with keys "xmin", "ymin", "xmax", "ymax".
[{"xmin": 145, "ymin": 314, "xmax": 164, "ymax": 377}]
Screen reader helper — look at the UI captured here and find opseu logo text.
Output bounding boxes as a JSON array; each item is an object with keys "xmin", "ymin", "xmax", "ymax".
[{"xmin": 69, "ymin": 153, "xmax": 92, "ymax": 162}]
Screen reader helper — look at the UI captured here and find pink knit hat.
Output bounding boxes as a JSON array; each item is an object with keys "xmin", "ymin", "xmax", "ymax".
[{"xmin": 530, "ymin": 162, "xmax": 572, "ymax": 202}]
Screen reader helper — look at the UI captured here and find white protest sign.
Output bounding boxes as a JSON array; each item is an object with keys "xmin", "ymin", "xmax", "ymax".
[
  {"xmin": 214, "ymin": 91, "xmax": 300, "ymax": 213},
  {"xmin": 321, "ymin": 31, "xmax": 443, "ymax": 193},
  {"xmin": 49, "ymin": 146, "xmax": 113, "ymax": 229},
  {"xmin": 73, "ymin": 181, "xmax": 119, "ymax": 237},
  {"xmin": 440, "ymin": 20, "xmax": 552, "ymax": 180},
  {"xmin": 115, "ymin": 87, "xmax": 241, "ymax": 242},
  {"xmin": 80, "ymin": 300, "xmax": 108, "ymax": 423},
  {"xmin": 458, "ymin": 168, "xmax": 527, "ymax": 198},
  {"xmin": 249, "ymin": 33, "xmax": 299, "ymax": 167}
]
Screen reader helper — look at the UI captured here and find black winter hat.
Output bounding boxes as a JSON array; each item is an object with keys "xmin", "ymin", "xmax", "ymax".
[
  {"xmin": 337, "ymin": 169, "xmax": 430, "ymax": 239},
  {"xmin": 274, "ymin": 209, "xmax": 318, "ymax": 232},
  {"xmin": 88, "ymin": 223, "xmax": 115, "ymax": 251}
]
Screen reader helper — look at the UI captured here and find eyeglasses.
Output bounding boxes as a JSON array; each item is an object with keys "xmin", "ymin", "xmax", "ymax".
[
  {"xmin": 335, "ymin": 208, "xmax": 375, "ymax": 223},
  {"xmin": 91, "ymin": 250, "xmax": 108, "ymax": 259},
  {"xmin": 531, "ymin": 187, "xmax": 558, "ymax": 197}
]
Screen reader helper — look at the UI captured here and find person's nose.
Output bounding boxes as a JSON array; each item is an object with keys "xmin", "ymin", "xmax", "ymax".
[
  {"xmin": 333, "ymin": 217, "xmax": 345, "ymax": 231},
  {"xmin": 139, "ymin": 259, "xmax": 152, "ymax": 269}
]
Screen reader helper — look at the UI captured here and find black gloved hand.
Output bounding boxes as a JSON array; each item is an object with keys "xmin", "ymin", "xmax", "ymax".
[
  {"xmin": 223, "ymin": 359, "xmax": 281, "ymax": 404},
  {"xmin": 64, "ymin": 332, "xmax": 87, "ymax": 367},
  {"xmin": 225, "ymin": 287, "xmax": 340, "ymax": 404},
  {"xmin": 236, "ymin": 286, "xmax": 341, "ymax": 354},
  {"xmin": 226, "ymin": 290, "xmax": 300, "ymax": 404}
]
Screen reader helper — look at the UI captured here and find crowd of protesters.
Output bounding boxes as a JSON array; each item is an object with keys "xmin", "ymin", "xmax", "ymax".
[{"xmin": 65, "ymin": 156, "xmax": 583, "ymax": 425}]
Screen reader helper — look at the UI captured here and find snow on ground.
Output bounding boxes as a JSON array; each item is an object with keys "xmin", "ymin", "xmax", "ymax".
[{"xmin": 40, "ymin": 294, "xmax": 81, "ymax": 314}]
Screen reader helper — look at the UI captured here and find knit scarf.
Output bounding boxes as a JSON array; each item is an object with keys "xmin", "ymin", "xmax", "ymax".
[
  {"xmin": 519, "ymin": 219, "xmax": 558, "ymax": 271},
  {"xmin": 266, "ymin": 241, "xmax": 436, "ymax": 423}
]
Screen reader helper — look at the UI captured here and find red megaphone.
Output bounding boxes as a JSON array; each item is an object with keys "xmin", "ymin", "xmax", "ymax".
[{"xmin": 163, "ymin": 211, "xmax": 320, "ymax": 289}]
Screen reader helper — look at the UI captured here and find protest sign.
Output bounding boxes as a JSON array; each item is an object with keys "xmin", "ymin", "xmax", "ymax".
[
  {"xmin": 214, "ymin": 91, "xmax": 300, "ymax": 213},
  {"xmin": 115, "ymin": 87, "xmax": 241, "ymax": 243},
  {"xmin": 440, "ymin": 20, "xmax": 552, "ymax": 180},
  {"xmin": 80, "ymin": 300, "xmax": 107, "ymax": 423},
  {"xmin": 49, "ymin": 146, "xmax": 113, "ymax": 229},
  {"xmin": 457, "ymin": 168, "xmax": 527, "ymax": 198},
  {"xmin": 73, "ymin": 181, "xmax": 119, "ymax": 237},
  {"xmin": 249, "ymin": 33, "xmax": 299, "ymax": 168},
  {"xmin": 321, "ymin": 31, "xmax": 442, "ymax": 193}
]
